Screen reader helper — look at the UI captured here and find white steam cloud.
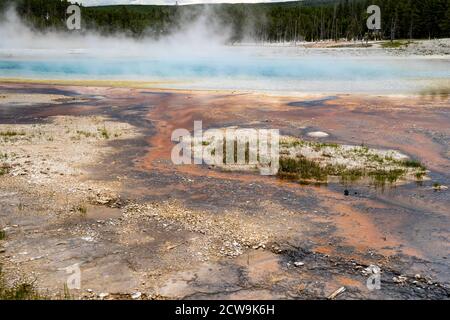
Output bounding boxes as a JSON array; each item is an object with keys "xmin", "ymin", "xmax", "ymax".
[{"xmin": 0, "ymin": 6, "xmax": 235, "ymax": 59}]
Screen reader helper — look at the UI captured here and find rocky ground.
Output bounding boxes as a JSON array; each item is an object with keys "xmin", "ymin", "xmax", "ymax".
[
  {"xmin": 1, "ymin": 85, "xmax": 449, "ymax": 300},
  {"xmin": 387, "ymin": 38, "xmax": 450, "ymax": 56},
  {"xmin": 259, "ymin": 38, "xmax": 450, "ymax": 56}
]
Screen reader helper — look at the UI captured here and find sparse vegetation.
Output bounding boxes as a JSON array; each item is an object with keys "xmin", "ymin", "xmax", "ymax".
[
  {"xmin": 278, "ymin": 155, "xmax": 413, "ymax": 186},
  {"xmin": 73, "ymin": 205, "xmax": 88, "ymax": 215},
  {"xmin": 76, "ymin": 130, "xmax": 94, "ymax": 138},
  {"xmin": 278, "ymin": 156, "xmax": 329, "ymax": 182},
  {"xmin": 98, "ymin": 127, "xmax": 110, "ymax": 139},
  {"xmin": 203, "ymin": 132, "xmax": 427, "ymax": 187},
  {"xmin": 0, "ymin": 266, "xmax": 43, "ymax": 300},
  {"xmin": 0, "ymin": 230, "xmax": 5, "ymax": 240},
  {"xmin": 368, "ymin": 169, "xmax": 406, "ymax": 186},
  {"xmin": 381, "ymin": 40, "xmax": 410, "ymax": 49},
  {"xmin": 0, "ymin": 130, "xmax": 26, "ymax": 137},
  {"xmin": 277, "ymin": 137, "xmax": 427, "ymax": 187},
  {"xmin": 401, "ymin": 159, "xmax": 426, "ymax": 170},
  {"xmin": 0, "ymin": 165, "xmax": 10, "ymax": 176},
  {"xmin": 62, "ymin": 283, "xmax": 74, "ymax": 300}
]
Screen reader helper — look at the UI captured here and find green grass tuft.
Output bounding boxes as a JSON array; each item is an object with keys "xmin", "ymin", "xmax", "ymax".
[
  {"xmin": 381, "ymin": 40, "xmax": 410, "ymax": 48},
  {"xmin": 401, "ymin": 159, "xmax": 426, "ymax": 170},
  {"xmin": 98, "ymin": 127, "xmax": 110, "ymax": 139},
  {"xmin": 278, "ymin": 156, "xmax": 329, "ymax": 182},
  {"xmin": 0, "ymin": 130, "xmax": 26, "ymax": 137},
  {"xmin": 0, "ymin": 165, "xmax": 9, "ymax": 176}
]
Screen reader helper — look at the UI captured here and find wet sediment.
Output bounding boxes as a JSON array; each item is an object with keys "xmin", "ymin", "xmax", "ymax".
[{"xmin": 0, "ymin": 82, "xmax": 449, "ymax": 299}]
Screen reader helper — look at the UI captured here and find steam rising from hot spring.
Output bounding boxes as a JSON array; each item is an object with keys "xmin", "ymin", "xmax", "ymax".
[
  {"xmin": 0, "ymin": 6, "xmax": 234, "ymax": 59},
  {"xmin": 1, "ymin": 6, "xmax": 449, "ymax": 95}
]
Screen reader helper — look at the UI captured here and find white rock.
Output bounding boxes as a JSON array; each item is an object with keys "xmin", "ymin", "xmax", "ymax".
[
  {"xmin": 294, "ymin": 262, "xmax": 305, "ymax": 267},
  {"xmin": 307, "ymin": 131, "xmax": 329, "ymax": 138},
  {"xmin": 363, "ymin": 264, "xmax": 381, "ymax": 275},
  {"xmin": 131, "ymin": 292, "xmax": 142, "ymax": 300},
  {"xmin": 98, "ymin": 292, "xmax": 109, "ymax": 299},
  {"xmin": 393, "ymin": 276, "xmax": 407, "ymax": 284}
]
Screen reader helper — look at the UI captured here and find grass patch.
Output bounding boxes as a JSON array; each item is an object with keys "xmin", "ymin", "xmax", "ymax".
[
  {"xmin": 0, "ymin": 130, "xmax": 26, "ymax": 137},
  {"xmin": 415, "ymin": 171, "xmax": 426, "ymax": 180},
  {"xmin": 400, "ymin": 159, "xmax": 426, "ymax": 170},
  {"xmin": 278, "ymin": 156, "xmax": 410, "ymax": 187},
  {"xmin": 278, "ymin": 156, "xmax": 329, "ymax": 182},
  {"xmin": 280, "ymin": 140, "xmax": 304, "ymax": 148},
  {"xmin": 368, "ymin": 169, "xmax": 406, "ymax": 186},
  {"xmin": 73, "ymin": 205, "xmax": 87, "ymax": 215},
  {"xmin": 278, "ymin": 156, "xmax": 367, "ymax": 183},
  {"xmin": 0, "ymin": 230, "xmax": 5, "ymax": 240},
  {"xmin": 381, "ymin": 40, "xmax": 410, "ymax": 48},
  {"xmin": 0, "ymin": 165, "xmax": 10, "ymax": 176},
  {"xmin": 98, "ymin": 127, "xmax": 110, "ymax": 139},
  {"xmin": 76, "ymin": 130, "xmax": 94, "ymax": 138},
  {"xmin": 338, "ymin": 168, "xmax": 365, "ymax": 183},
  {"xmin": 0, "ymin": 266, "xmax": 42, "ymax": 300},
  {"xmin": 311, "ymin": 142, "xmax": 339, "ymax": 152},
  {"xmin": 61, "ymin": 283, "xmax": 75, "ymax": 300}
]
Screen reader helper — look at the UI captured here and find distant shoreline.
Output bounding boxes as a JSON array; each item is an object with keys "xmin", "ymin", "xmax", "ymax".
[{"xmin": 1, "ymin": 78, "xmax": 449, "ymax": 98}]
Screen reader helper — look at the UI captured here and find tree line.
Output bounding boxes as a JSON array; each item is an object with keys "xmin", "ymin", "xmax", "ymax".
[{"xmin": 1, "ymin": 0, "xmax": 449, "ymax": 42}]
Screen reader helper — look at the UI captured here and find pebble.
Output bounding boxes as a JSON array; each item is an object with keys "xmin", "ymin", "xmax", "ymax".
[
  {"xmin": 393, "ymin": 275, "xmax": 407, "ymax": 284},
  {"xmin": 294, "ymin": 262, "xmax": 305, "ymax": 267},
  {"xmin": 98, "ymin": 292, "xmax": 109, "ymax": 299},
  {"xmin": 363, "ymin": 265, "xmax": 381, "ymax": 275},
  {"xmin": 131, "ymin": 292, "xmax": 142, "ymax": 300},
  {"xmin": 81, "ymin": 236, "xmax": 94, "ymax": 242}
]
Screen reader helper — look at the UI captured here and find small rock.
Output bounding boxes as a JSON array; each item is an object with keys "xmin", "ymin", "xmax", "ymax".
[
  {"xmin": 294, "ymin": 262, "xmax": 305, "ymax": 267},
  {"xmin": 363, "ymin": 265, "xmax": 381, "ymax": 275},
  {"xmin": 344, "ymin": 190, "xmax": 350, "ymax": 196},
  {"xmin": 29, "ymin": 256, "xmax": 43, "ymax": 261},
  {"xmin": 81, "ymin": 236, "xmax": 94, "ymax": 242},
  {"xmin": 393, "ymin": 276, "xmax": 407, "ymax": 284},
  {"xmin": 131, "ymin": 292, "xmax": 142, "ymax": 300},
  {"xmin": 98, "ymin": 292, "xmax": 109, "ymax": 299}
]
